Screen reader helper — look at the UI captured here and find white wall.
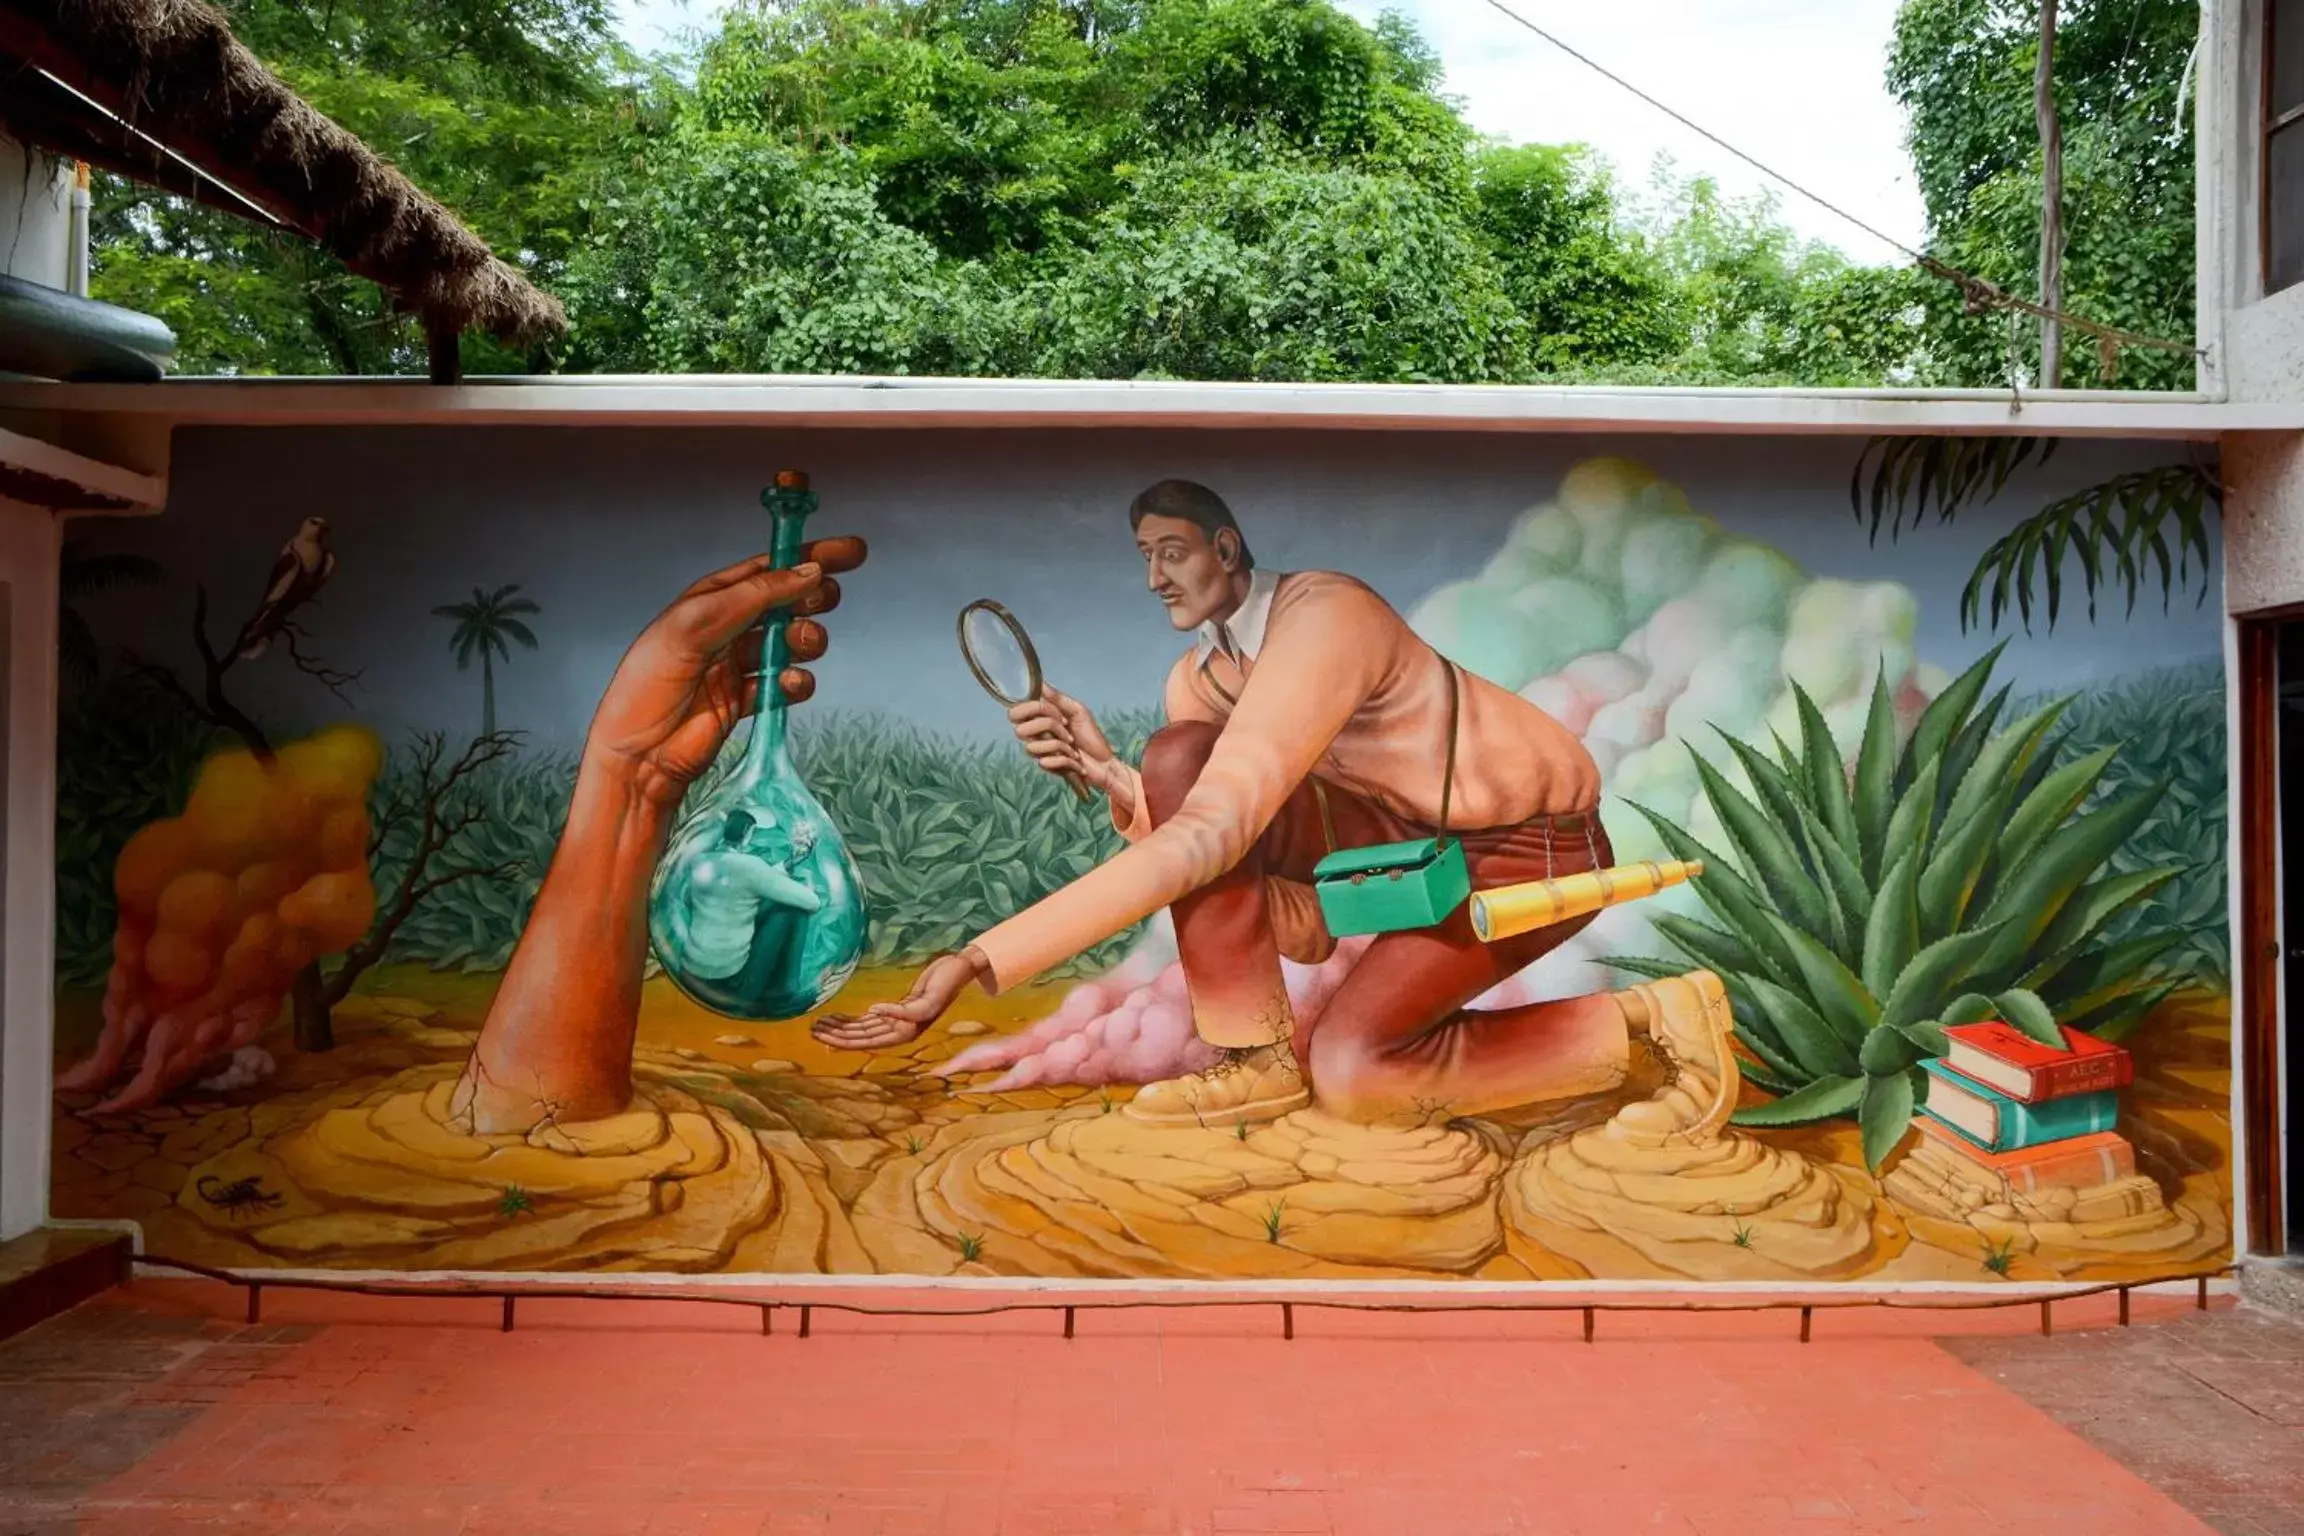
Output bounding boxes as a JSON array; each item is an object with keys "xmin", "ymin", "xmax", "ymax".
[
  {"xmin": 0, "ymin": 502, "xmax": 59, "ymax": 1241},
  {"xmin": 0, "ymin": 134, "xmax": 72, "ymax": 292},
  {"xmin": 2224, "ymin": 432, "xmax": 2304, "ymax": 610}
]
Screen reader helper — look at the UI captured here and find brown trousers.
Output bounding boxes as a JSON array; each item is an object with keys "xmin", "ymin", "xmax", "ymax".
[{"xmin": 1142, "ymin": 722, "xmax": 1634, "ymax": 1122}]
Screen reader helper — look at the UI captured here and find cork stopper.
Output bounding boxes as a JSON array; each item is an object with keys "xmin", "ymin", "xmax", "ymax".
[{"xmin": 773, "ymin": 469, "xmax": 809, "ymax": 490}]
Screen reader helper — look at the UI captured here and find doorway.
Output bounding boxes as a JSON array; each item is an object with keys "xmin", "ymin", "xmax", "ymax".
[
  {"xmin": 2280, "ymin": 624, "xmax": 2304, "ymax": 1248},
  {"xmin": 2242, "ymin": 616, "xmax": 2304, "ymax": 1253}
]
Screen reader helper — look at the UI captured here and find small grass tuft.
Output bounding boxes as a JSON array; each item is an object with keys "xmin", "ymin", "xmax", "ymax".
[
  {"xmin": 1234, "ymin": 1119, "xmax": 1250, "ymax": 1140},
  {"xmin": 1731, "ymin": 1221, "xmax": 1754, "ymax": 1249},
  {"xmin": 496, "ymin": 1185, "xmax": 532, "ymax": 1219},
  {"xmin": 1981, "ymin": 1237, "xmax": 2017, "ymax": 1277},
  {"xmin": 1261, "ymin": 1200, "xmax": 1285, "ymax": 1244},
  {"xmin": 957, "ymin": 1232, "xmax": 983, "ymax": 1262},
  {"xmin": 904, "ymin": 1133, "xmax": 924, "ymax": 1156}
]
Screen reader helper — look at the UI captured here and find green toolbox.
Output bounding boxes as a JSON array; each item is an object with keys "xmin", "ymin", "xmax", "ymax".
[{"xmin": 1310, "ymin": 661, "xmax": 1469, "ymax": 938}]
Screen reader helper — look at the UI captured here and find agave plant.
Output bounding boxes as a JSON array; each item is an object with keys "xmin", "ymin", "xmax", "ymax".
[{"xmin": 1615, "ymin": 644, "xmax": 2190, "ymax": 1171}]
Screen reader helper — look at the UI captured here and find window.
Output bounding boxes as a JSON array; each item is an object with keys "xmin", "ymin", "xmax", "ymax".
[{"xmin": 2268, "ymin": 0, "xmax": 2304, "ymax": 292}]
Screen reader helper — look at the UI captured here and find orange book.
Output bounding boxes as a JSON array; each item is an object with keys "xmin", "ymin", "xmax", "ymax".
[{"xmin": 1916, "ymin": 1118, "xmax": 2136, "ymax": 1194}]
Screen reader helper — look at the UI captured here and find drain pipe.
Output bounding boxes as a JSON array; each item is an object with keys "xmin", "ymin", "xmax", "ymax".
[{"xmin": 65, "ymin": 160, "xmax": 89, "ymax": 297}]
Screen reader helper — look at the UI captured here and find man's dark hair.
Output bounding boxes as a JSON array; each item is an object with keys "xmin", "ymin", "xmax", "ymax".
[{"xmin": 1128, "ymin": 479, "xmax": 1254, "ymax": 570}]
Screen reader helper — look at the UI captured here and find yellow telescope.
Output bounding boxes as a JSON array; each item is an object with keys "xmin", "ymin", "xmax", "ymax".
[{"xmin": 1470, "ymin": 858, "xmax": 1705, "ymax": 943}]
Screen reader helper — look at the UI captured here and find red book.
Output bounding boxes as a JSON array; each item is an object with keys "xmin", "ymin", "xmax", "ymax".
[
  {"xmin": 1939, "ymin": 1021, "xmax": 2133, "ymax": 1104},
  {"xmin": 1916, "ymin": 1119, "xmax": 2136, "ymax": 1195}
]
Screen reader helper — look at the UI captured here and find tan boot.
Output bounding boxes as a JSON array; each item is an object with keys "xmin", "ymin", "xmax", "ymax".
[
  {"xmin": 1123, "ymin": 1045, "xmax": 1310, "ymax": 1129},
  {"xmin": 1607, "ymin": 970, "xmax": 1739, "ymax": 1146}
]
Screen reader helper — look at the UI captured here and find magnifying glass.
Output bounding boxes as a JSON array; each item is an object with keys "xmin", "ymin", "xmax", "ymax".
[{"xmin": 958, "ymin": 599, "xmax": 1090, "ymax": 804}]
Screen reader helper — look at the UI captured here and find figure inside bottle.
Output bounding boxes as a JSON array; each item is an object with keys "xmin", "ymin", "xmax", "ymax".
[{"xmin": 669, "ymin": 810, "xmax": 824, "ymax": 981}]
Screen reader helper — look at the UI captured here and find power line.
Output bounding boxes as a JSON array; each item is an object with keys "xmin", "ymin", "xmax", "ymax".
[{"xmin": 1470, "ymin": 0, "xmax": 2202, "ymax": 368}]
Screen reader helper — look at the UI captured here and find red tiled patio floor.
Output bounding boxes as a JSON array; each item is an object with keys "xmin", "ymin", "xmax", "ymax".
[{"xmin": 0, "ymin": 1279, "xmax": 2288, "ymax": 1535}]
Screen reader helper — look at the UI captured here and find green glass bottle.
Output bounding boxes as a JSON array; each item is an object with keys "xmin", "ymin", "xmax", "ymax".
[{"xmin": 646, "ymin": 471, "xmax": 868, "ymax": 1018}]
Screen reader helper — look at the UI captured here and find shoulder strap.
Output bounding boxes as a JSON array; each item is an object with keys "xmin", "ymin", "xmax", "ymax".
[
  {"xmin": 1194, "ymin": 651, "xmax": 1240, "ymax": 709},
  {"xmin": 1437, "ymin": 660, "xmax": 1460, "ymax": 844}
]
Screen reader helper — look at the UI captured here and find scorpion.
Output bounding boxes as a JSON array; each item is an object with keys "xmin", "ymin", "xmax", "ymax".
[{"xmin": 196, "ymin": 1174, "xmax": 285, "ymax": 1220}]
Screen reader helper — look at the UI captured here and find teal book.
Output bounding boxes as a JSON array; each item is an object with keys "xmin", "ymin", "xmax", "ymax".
[{"xmin": 1917, "ymin": 1060, "xmax": 2117, "ymax": 1152}]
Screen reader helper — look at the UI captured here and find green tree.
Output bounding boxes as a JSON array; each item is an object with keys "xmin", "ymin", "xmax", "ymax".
[
  {"xmin": 434, "ymin": 585, "xmax": 542, "ymax": 736},
  {"xmin": 1888, "ymin": 0, "xmax": 2198, "ymax": 390},
  {"xmin": 97, "ymin": 0, "xmax": 2172, "ymax": 394},
  {"xmin": 1469, "ymin": 143, "xmax": 1680, "ymax": 372},
  {"xmin": 997, "ymin": 149, "xmax": 1530, "ymax": 381},
  {"xmin": 89, "ymin": 0, "xmax": 625, "ymax": 375}
]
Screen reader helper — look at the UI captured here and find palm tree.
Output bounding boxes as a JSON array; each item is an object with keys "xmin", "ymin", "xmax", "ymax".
[
  {"xmin": 1850, "ymin": 437, "xmax": 2218, "ymax": 634},
  {"xmin": 59, "ymin": 544, "xmax": 163, "ymax": 688},
  {"xmin": 433, "ymin": 584, "xmax": 540, "ymax": 736}
]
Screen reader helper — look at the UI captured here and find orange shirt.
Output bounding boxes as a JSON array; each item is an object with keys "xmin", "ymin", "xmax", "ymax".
[{"xmin": 969, "ymin": 571, "xmax": 1601, "ymax": 992}]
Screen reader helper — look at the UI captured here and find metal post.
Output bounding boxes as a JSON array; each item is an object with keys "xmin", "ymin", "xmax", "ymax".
[
  {"xmin": 1282, "ymin": 1302, "xmax": 1294, "ymax": 1341},
  {"xmin": 2039, "ymin": 1299, "xmax": 2052, "ymax": 1337},
  {"xmin": 1581, "ymin": 1306, "xmax": 1594, "ymax": 1343},
  {"xmin": 501, "ymin": 1296, "xmax": 516, "ymax": 1333},
  {"xmin": 1799, "ymin": 1306, "xmax": 1812, "ymax": 1344},
  {"xmin": 2197, "ymin": 1275, "xmax": 2210, "ymax": 1310},
  {"xmin": 245, "ymin": 1283, "xmax": 261, "ymax": 1325},
  {"xmin": 760, "ymin": 1305, "xmax": 774, "ymax": 1336},
  {"xmin": 1063, "ymin": 1306, "xmax": 1075, "ymax": 1340},
  {"xmin": 2118, "ymin": 1287, "xmax": 2130, "ymax": 1326},
  {"xmin": 799, "ymin": 1305, "xmax": 813, "ymax": 1339}
]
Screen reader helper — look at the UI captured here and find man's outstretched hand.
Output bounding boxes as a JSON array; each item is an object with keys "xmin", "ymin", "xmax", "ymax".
[
  {"xmin": 813, "ymin": 949, "xmax": 988, "ymax": 1051},
  {"xmin": 585, "ymin": 538, "xmax": 867, "ymax": 804}
]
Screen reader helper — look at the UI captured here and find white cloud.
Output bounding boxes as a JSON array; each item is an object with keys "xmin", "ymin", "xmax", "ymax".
[
  {"xmin": 611, "ymin": 0, "xmax": 1927, "ymax": 261},
  {"xmin": 616, "ymin": 0, "xmax": 723, "ymax": 55},
  {"xmin": 1337, "ymin": 0, "xmax": 1925, "ymax": 261}
]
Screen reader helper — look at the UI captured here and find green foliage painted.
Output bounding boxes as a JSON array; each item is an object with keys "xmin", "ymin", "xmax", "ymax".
[
  {"xmin": 2037, "ymin": 665, "xmax": 2228, "ymax": 990},
  {"xmin": 1850, "ymin": 437, "xmax": 2221, "ymax": 636},
  {"xmin": 58, "ymin": 547, "xmax": 164, "ymax": 690},
  {"xmin": 1615, "ymin": 649, "xmax": 2200, "ymax": 1169},
  {"xmin": 54, "ymin": 682, "xmax": 1156, "ymax": 990}
]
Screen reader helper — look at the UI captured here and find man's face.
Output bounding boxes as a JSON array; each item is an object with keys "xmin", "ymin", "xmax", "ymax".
[{"xmin": 1136, "ymin": 512, "xmax": 1243, "ymax": 632}]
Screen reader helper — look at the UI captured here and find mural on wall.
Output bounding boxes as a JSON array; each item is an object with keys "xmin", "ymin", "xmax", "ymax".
[{"xmin": 48, "ymin": 433, "xmax": 2233, "ymax": 1283}]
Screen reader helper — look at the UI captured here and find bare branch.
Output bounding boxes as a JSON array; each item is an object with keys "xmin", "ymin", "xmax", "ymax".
[
  {"xmin": 278, "ymin": 622, "xmax": 363, "ymax": 703},
  {"xmin": 134, "ymin": 585, "xmax": 273, "ymax": 759},
  {"xmin": 318, "ymin": 727, "xmax": 526, "ymax": 1009}
]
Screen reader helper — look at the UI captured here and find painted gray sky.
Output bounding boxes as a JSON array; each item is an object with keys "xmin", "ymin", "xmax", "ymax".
[
  {"xmin": 612, "ymin": 0, "xmax": 1928, "ymax": 262},
  {"xmin": 67, "ymin": 428, "xmax": 2219, "ymax": 753}
]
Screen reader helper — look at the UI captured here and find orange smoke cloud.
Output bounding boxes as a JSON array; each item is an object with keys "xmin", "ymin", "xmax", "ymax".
[{"xmin": 62, "ymin": 726, "xmax": 384, "ymax": 1113}]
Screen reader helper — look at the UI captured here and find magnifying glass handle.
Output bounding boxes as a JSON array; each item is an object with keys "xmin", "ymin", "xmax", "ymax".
[{"xmin": 1063, "ymin": 769, "xmax": 1092, "ymax": 804}]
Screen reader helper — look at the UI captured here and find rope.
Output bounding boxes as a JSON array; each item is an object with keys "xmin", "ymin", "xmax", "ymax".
[{"xmin": 1471, "ymin": 0, "xmax": 2204, "ymax": 364}]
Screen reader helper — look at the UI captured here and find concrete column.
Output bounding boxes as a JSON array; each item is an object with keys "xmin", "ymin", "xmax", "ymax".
[
  {"xmin": 0, "ymin": 133, "xmax": 74, "ymax": 291},
  {"xmin": 0, "ymin": 500, "xmax": 60, "ymax": 1241}
]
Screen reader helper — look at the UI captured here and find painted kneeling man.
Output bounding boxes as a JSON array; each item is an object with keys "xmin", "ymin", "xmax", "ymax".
[{"xmin": 814, "ymin": 481, "xmax": 1737, "ymax": 1140}]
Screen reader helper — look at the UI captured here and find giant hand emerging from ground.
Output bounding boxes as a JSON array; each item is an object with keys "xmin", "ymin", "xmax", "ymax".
[{"xmin": 451, "ymin": 541, "xmax": 866, "ymax": 1135}]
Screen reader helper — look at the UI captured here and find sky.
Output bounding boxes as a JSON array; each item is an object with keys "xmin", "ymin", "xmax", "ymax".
[{"xmin": 611, "ymin": 0, "xmax": 1929, "ymax": 263}]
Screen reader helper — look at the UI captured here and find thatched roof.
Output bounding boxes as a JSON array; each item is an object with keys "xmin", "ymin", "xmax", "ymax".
[{"xmin": 0, "ymin": 0, "xmax": 565, "ymax": 350}]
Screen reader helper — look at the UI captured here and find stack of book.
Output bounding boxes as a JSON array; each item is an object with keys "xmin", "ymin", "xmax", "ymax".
[{"xmin": 1909, "ymin": 1020, "xmax": 2149, "ymax": 1221}]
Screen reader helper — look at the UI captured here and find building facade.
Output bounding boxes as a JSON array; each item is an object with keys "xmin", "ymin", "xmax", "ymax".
[{"xmin": 0, "ymin": 0, "xmax": 2298, "ymax": 1293}]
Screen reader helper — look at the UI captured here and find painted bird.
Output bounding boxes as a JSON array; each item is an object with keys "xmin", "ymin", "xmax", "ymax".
[{"xmin": 233, "ymin": 516, "xmax": 335, "ymax": 661}]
